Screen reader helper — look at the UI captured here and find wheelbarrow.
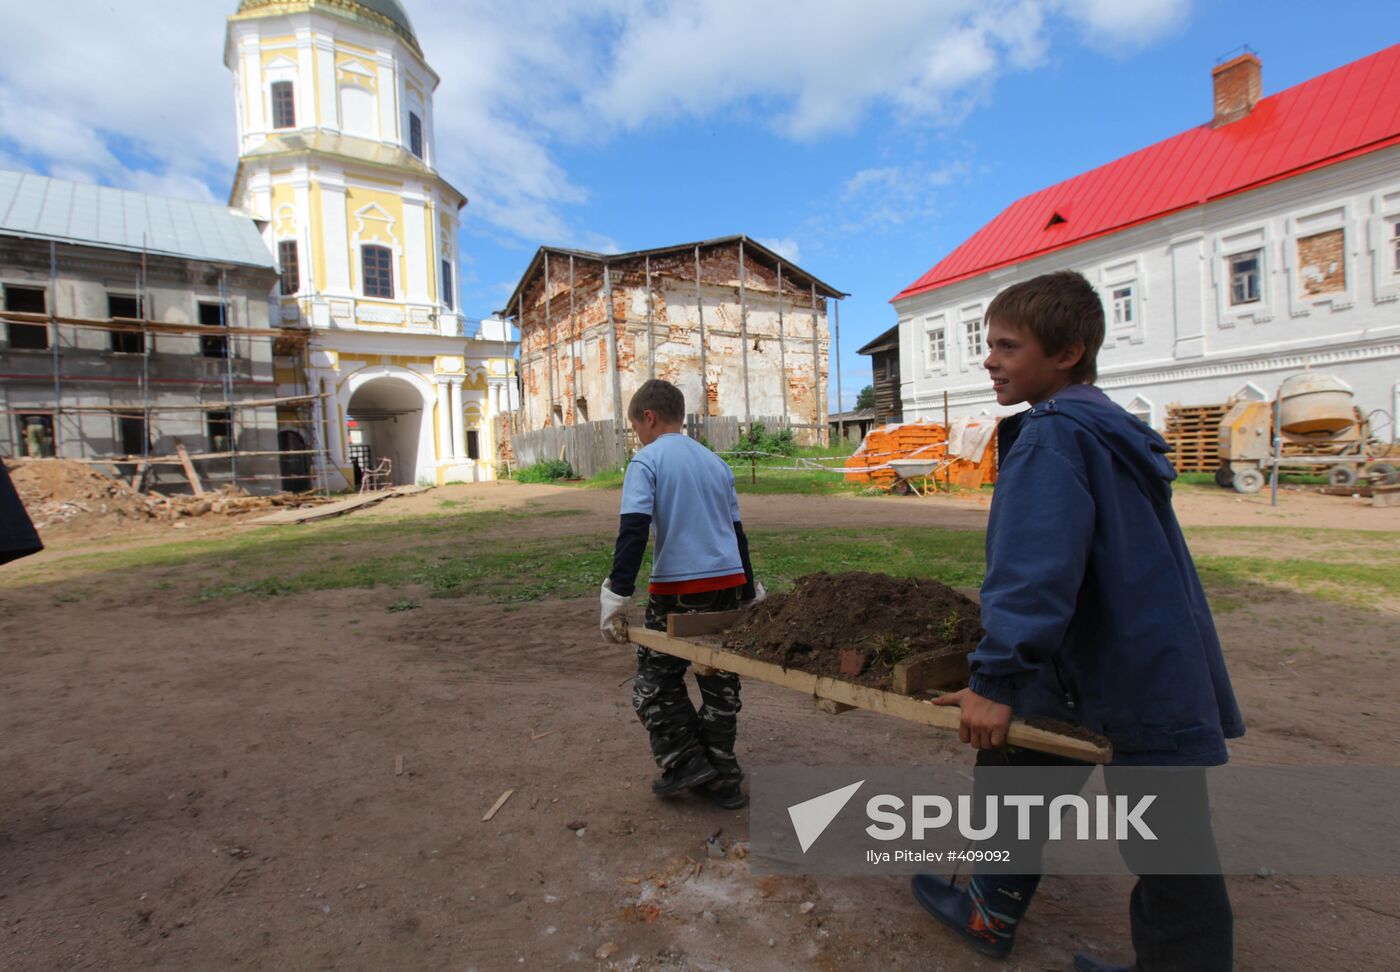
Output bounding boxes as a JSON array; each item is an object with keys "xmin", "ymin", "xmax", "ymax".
[{"xmin": 887, "ymin": 458, "xmax": 941, "ymax": 496}]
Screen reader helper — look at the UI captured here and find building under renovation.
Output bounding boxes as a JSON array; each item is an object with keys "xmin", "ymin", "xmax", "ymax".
[
  {"xmin": 0, "ymin": 171, "xmax": 307, "ymax": 493},
  {"xmin": 500, "ymin": 236, "xmax": 845, "ymax": 444},
  {"xmin": 1, "ymin": 0, "xmax": 520, "ymax": 494}
]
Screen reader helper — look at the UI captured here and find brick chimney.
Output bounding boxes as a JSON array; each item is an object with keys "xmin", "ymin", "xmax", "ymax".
[{"xmin": 1212, "ymin": 52, "xmax": 1261, "ymax": 126}]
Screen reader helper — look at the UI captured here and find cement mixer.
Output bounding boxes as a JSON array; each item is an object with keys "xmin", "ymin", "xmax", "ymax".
[{"xmin": 1216, "ymin": 373, "xmax": 1397, "ymax": 494}]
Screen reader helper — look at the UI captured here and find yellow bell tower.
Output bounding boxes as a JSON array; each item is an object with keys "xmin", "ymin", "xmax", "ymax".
[{"xmin": 225, "ymin": 0, "xmax": 516, "ymax": 488}]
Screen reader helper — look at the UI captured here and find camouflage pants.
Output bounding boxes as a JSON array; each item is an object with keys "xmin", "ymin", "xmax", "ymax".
[{"xmin": 633, "ymin": 586, "xmax": 744, "ymax": 784}]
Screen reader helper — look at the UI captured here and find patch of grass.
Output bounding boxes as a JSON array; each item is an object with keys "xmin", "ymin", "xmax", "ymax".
[
  {"xmin": 8, "ymin": 505, "xmax": 588, "ymax": 588},
  {"xmin": 387, "ymin": 599, "xmax": 420, "ymax": 612},
  {"xmin": 753, "ymin": 528, "xmax": 986, "ymax": 590},
  {"xmin": 871, "ymin": 633, "xmax": 913, "ymax": 665},
  {"xmin": 938, "ymin": 610, "xmax": 964, "ymax": 642},
  {"xmin": 576, "ymin": 468, "xmax": 626, "ymax": 489},
  {"xmin": 1187, "ymin": 527, "xmax": 1400, "ymax": 609},
  {"xmin": 1206, "ymin": 595, "xmax": 1247, "ymax": 614},
  {"xmin": 516, "ymin": 459, "xmax": 574, "ymax": 483}
]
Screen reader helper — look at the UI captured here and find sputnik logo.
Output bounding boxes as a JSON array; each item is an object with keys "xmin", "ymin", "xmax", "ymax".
[{"xmin": 787, "ymin": 780, "xmax": 864, "ymax": 852}]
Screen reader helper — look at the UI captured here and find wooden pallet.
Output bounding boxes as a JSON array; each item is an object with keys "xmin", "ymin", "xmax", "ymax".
[
  {"xmin": 1163, "ymin": 403, "xmax": 1230, "ymax": 472},
  {"xmin": 632, "ymin": 612, "xmax": 1112, "ymax": 763}
]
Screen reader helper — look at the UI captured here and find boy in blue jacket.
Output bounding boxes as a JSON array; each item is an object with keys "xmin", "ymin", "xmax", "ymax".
[
  {"xmin": 599, "ymin": 379, "xmax": 762, "ymax": 810},
  {"xmin": 911, "ymin": 271, "xmax": 1244, "ymax": 972}
]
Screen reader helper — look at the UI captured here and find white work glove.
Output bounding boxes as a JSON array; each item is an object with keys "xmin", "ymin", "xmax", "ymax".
[
  {"xmin": 600, "ymin": 579, "xmax": 631, "ymax": 644},
  {"xmin": 746, "ymin": 580, "xmax": 767, "ymax": 606}
]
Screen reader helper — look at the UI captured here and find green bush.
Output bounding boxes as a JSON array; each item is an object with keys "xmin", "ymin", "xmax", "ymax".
[
  {"xmin": 516, "ymin": 459, "xmax": 574, "ymax": 483},
  {"xmin": 735, "ymin": 421, "xmax": 796, "ymax": 457}
]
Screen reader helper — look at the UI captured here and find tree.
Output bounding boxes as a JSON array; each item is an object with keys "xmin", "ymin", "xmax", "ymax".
[{"xmin": 855, "ymin": 384, "xmax": 876, "ymax": 410}]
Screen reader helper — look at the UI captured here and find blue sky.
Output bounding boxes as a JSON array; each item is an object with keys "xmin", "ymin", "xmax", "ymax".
[{"xmin": 0, "ymin": 1, "xmax": 1393, "ymax": 412}]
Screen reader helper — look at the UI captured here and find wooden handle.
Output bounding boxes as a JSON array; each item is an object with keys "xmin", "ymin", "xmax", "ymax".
[{"xmin": 630, "ymin": 627, "xmax": 1111, "ymax": 764}]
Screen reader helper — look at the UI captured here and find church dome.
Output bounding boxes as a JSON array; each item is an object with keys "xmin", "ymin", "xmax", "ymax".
[{"xmin": 235, "ymin": 1, "xmax": 421, "ymax": 55}]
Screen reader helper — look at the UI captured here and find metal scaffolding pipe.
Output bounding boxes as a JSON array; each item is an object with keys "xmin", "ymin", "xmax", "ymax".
[{"xmin": 48, "ymin": 241, "xmax": 62, "ymax": 453}]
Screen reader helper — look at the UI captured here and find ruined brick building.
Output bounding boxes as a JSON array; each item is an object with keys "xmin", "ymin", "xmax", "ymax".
[{"xmin": 500, "ymin": 236, "xmax": 845, "ymax": 444}]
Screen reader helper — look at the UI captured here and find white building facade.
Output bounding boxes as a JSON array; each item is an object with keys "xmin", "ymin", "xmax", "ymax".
[
  {"xmin": 225, "ymin": 0, "xmax": 516, "ymax": 488},
  {"xmin": 893, "ymin": 50, "xmax": 1400, "ymax": 434}
]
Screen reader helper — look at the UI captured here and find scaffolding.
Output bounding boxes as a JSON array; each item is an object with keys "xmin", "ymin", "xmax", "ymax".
[{"xmin": 0, "ymin": 242, "xmax": 330, "ymax": 494}]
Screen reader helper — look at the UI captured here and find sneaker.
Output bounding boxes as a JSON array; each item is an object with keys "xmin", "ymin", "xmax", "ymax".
[
  {"xmin": 910, "ymin": 875, "xmax": 1015, "ymax": 960},
  {"xmin": 1073, "ymin": 955, "xmax": 1130, "ymax": 972},
  {"xmin": 693, "ymin": 781, "xmax": 747, "ymax": 810},
  {"xmin": 652, "ymin": 751, "xmax": 718, "ymax": 796}
]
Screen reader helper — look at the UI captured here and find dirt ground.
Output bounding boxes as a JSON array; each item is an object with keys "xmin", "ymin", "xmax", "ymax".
[{"xmin": 2, "ymin": 481, "xmax": 1399, "ymax": 971}]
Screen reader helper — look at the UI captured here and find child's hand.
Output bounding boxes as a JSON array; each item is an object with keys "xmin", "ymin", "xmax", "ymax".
[{"xmin": 934, "ymin": 688, "xmax": 1012, "ymax": 750}]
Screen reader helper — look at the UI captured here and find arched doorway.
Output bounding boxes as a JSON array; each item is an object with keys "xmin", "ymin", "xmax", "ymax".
[
  {"xmin": 347, "ymin": 377, "xmax": 424, "ymax": 486},
  {"xmin": 278, "ymin": 430, "xmax": 313, "ymax": 493}
]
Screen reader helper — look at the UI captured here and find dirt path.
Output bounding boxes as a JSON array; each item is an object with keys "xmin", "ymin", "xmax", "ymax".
[{"xmin": 2, "ymin": 486, "xmax": 1398, "ymax": 970}]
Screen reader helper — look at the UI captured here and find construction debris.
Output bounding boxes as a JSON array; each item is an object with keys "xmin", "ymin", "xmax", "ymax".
[{"xmin": 6, "ymin": 457, "xmax": 324, "ymax": 531}]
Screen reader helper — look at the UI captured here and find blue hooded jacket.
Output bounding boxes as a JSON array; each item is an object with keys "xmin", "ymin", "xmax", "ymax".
[{"xmin": 968, "ymin": 384, "xmax": 1245, "ymax": 766}]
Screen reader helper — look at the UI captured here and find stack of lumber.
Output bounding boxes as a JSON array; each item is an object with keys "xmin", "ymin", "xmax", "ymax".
[
  {"xmin": 1163, "ymin": 403, "xmax": 1228, "ymax": 472},
  {"xmin": 843, "ymin": 420, "xmax": 998, "ymax": 489}
]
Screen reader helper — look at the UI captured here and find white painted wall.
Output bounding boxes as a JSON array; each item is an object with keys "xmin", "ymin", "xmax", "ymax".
[{"xmin": 893, "ymin": 147, "xmax": 1400, "ymax": 434}]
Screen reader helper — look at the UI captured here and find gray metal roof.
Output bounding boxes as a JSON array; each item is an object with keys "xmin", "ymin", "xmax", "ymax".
[{"xmin": 0, "ymin": 170, "xmax": 275, "ymax": 269}]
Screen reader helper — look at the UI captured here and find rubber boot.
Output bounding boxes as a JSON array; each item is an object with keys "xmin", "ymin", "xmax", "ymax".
[
  {"xmin": 651, "ymin": 750, "xmax": 717, "ymax": 795},
  {"xmin": 910, "ymin": 873, "xmax": 1038, "ymax": 959}
]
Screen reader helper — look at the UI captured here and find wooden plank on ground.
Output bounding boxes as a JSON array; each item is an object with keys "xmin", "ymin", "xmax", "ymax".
[
  {"xmin": 892, "ymin": 648, "xmax": 972, "ymax": 695},
  {"xmin": 248, "ymin": 485, "xmax": 427, "ymax": 525},
  {"xmin": 629, "ymin": 627, "xmax": 1111, "ymax": 763},
  {"xmin": 667, "ymin": 609, "xmax": 748, "ymax": 638},
  {"xmin": 175, "ymin": 442, "xmax": 205, "ymax": 496}
]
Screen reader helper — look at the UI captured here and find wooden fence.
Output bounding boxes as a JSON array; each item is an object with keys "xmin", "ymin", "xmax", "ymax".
[
  {"xmin": 511, "ymin": 420, "xmax": 626, "ymax": 479},
  {"xmin": 513, "ymin": 413, "xmax": 820, "ymax": 478}
]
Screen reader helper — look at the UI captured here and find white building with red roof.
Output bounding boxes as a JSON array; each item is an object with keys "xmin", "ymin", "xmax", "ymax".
[{"xmin": 891, "ymin": 46, "xmax": 1400, "ymax": 430}]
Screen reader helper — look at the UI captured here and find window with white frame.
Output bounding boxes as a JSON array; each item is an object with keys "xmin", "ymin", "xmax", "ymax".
[
  {"xmin": 1229, "ymin": 250, "xmax": 1262, "ymax": 305},
  {"xmin": 1111, "ymin": 284, "xmax": 1135, "ymax": 327},
  {"xmin": 925, "ymin": 325, "xmax": 946, "ymax": 370},
  {"xmin": 962, "ymin": 311, "xmax": 984, "ymax": 367},
  {"xmin": 1390, "ymin": 219, "xmax": 1400, "ymax": 276}
]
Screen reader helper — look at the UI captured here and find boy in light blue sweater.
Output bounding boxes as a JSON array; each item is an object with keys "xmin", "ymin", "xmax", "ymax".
[{"xmin": 600, "ymin": 380, "xmax": 762, "ymax": 810}]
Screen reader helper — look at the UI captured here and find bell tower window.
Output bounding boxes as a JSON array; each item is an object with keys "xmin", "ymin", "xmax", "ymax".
[
  {"xmin": 409, "ymin": 112, "xmax": 424, "ymax": 159},
  {"xmin": 271, "ymin": 81, "xmax": 295, "ymax": 130},
  {"xmin": 362, "ymin": 245, "xmax": 395, "ymax": 299}
]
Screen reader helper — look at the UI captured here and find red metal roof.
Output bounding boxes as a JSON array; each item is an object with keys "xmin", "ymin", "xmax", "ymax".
[{"xmin": 893, "ymin": 43, "xmax": 1400, "ymax": 303}]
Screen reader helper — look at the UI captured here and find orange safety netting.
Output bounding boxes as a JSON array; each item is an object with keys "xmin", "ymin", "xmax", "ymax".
[{"xmin": 843, "ymin": 420, "xmax": 999, "ymax": 490}]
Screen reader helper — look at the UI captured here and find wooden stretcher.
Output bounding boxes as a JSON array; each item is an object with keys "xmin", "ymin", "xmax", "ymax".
[{"xmin": 628, "ymin": 610, "xmax": 1112, "ymax": 764}]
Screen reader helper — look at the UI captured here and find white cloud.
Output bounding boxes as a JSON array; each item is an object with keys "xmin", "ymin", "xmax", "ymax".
[
  {"xmin": 1061, "ymin": 0, "xmax": 1191, "ymax": 51},
  {"xmin": 0, "ymin": 0, "xmax": 1189, "ymax": 255},
  {"xmin": 756, "ymin": 237, "xmax": 802, "ymax": 264},
  {"xmin": 834, "ymin": 161, "xmax": 971, "ymax": 233}
]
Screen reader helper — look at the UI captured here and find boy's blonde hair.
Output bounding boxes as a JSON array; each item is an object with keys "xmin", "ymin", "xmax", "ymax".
[{"xmin": 986, "ymin": 270, "xmax": 1104, "ymax": 383}]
